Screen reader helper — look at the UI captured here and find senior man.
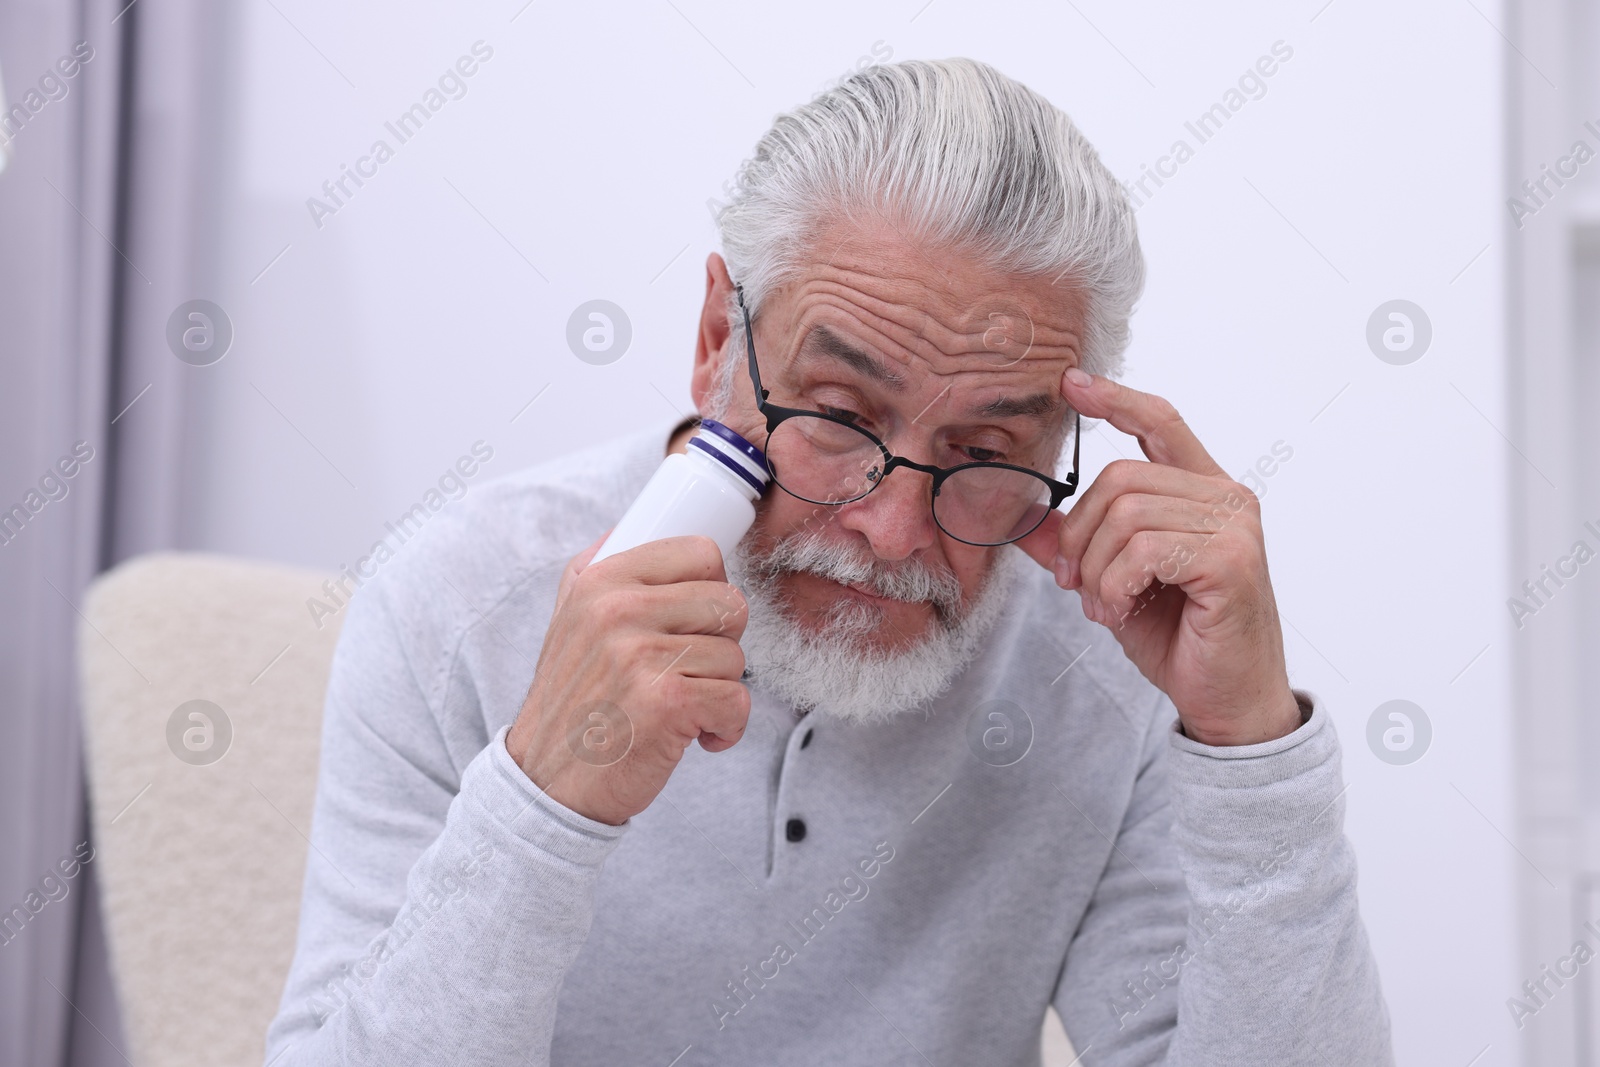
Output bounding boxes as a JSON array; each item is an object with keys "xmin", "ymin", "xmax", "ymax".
[{"xmin": 266, "ymin": 58, "xmax": 1391, "ymax": 1065}]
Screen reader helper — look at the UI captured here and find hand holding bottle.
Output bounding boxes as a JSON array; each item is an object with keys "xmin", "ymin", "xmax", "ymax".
[{"xmin": 505, "ymin": 533, "xmax": 751, "ymax": 826}]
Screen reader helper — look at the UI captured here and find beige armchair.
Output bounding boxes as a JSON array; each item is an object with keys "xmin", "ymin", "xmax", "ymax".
[
  {"xmin": 79, "ymin": 553, "xmax": 342, "ymax": 1067},
  {"xmin": 76, "ymin": 551, "xmax": 1077, "ymax": 1066}
]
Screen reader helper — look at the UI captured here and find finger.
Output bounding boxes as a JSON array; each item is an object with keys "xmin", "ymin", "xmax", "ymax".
[
  {"xmin": 1057, "ymin": 461, "xmax": 1245, "ymax": 587},
  {"xmin": 638, "ymin": 581, "xmax": 750, "ymax": 639},
  {"xmin": 1083, "ymin": 529, "xmax": 1190, "ymax": 626},
  {"xmin": 697, "ymin": 732, "xmax": 741, "ymax": 754},
  {"xmin": 665, "ymin": 676, "xmax": 751, "ymax": 744},
  {"xmin": 1061, "ymin": 369, "xmax": 1227, "ymax": 477},
  {"xmin": 588, "ymin": 534, "xmax": 728, "ymax": 586},
  {"xmin": 644, "ymin": 633, "xmax": 746, "ymax": 683},
  {"xmin": 1078, "ymin": 493, "xmax": 1256, "ymax": 603},
  {"xmin": 1093, "ymin": 529, "xmax": 1225, "ymax": 619}
]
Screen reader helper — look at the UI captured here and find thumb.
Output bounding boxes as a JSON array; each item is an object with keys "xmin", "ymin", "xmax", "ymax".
[
  {"xmin": 1013, "ymin": 509, "xmax": 1067, "ymax": 578},
  {"xmin": 556, "ymin": 529, "xmax": 612, "ymax": 608}
]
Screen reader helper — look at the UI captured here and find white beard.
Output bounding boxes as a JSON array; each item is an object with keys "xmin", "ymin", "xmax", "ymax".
[{"xmin": 726, "ymin": 526, "xmax": 1020, "ymax": 726}]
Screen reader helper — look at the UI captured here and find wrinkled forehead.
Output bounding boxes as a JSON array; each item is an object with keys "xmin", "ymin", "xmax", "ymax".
[{"xmin": 755, "ymin": 221, "xmax": 1085, "ymax": 433}]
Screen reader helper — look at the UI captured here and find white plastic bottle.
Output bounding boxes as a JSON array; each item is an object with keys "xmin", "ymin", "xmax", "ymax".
[{"xmin": 591, "ymin": 419, "xmax": 770, "ymax": 564}]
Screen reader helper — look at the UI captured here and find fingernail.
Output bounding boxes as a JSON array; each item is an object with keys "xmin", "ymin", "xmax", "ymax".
[
  {"xmin": 1081, "ymin": 594, "xmax": 1097, "ymax": 622},
  {"xmin": 1064, "ymin": 366, "xmax": 1092, "ymax": 388},
  {"xmin": 1052, "ymin": 556, "xmax": 1071, "ymax": 588},
  {"xmin": 1064, "ymin": 556, "xmax": 1079, "ymax": 590}
]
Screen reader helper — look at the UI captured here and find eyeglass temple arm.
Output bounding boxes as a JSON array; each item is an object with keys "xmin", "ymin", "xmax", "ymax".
[
  {"xmin": 735, "ymin": 283, "xmax": 768, "ymax": 402},
  {"xmin": 1053, "ymin": 410, "xmax": 1081, "ymax": 505},
  {"xmin": 1070, "ymin": 411, "xmax": 1080, "ymax": 486}
]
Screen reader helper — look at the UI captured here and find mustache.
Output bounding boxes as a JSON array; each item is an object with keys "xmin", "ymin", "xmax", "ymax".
[{"xmin": 746, "ymin": 528, "xmax": 966, "ymax": 620}]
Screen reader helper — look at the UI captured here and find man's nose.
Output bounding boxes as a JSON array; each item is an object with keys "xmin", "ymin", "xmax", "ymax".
[{"xmin": 835, "ymin": 458, "xmax": 938, "ymax": 562}]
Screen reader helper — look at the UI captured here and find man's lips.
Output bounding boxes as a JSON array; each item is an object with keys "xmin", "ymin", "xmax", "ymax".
[
  {"xmin": 843, "ymin": 579, "xmax": 890, "ymax": 601},
  {"xmin": 839, "ymin": 577, "xmax": 928, "ymax": 609},
  {"xmin": 782, "ymin": 570, "xmax": 933, "ymax": 612},
  {"xmin": 786, "ymin": 570, "xmax": 893, "ymax": 602}
]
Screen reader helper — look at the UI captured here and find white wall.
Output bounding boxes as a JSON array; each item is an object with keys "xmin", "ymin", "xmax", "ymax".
[{"xmin": 181, "ymin": 1, "xmax": 1512, "ymax": 1061}]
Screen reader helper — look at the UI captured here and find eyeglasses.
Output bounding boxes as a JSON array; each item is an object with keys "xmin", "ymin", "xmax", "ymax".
[{"xmin": 734, "ymin": 283, "xmax": 1081, "ymax": 547}]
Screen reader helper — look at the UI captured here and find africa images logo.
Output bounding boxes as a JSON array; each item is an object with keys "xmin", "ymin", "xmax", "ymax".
[
  {"xmin": 304, "ymin": 41, "xmax": 494, "ymax": 230},
  {"xmin": 709, "ymin": 840, "xmax": 895, "ymax": 1031}
]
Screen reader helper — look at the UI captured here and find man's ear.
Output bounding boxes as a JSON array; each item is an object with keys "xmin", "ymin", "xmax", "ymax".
[{"xmin": 690, "ymin": 253, "xmax": 736, "ymax": 413}]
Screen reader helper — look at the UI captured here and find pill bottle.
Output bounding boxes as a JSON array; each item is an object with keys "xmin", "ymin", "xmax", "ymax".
[{"xmin": 591, "ymin": 419, "xmax": 770, "ymax": 564}]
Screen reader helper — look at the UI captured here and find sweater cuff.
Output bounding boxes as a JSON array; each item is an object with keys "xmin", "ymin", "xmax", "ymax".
[
  {"xmin": 1169, "ymin": 687, "xmax": 1322, "ymax": 762},
  {"xmin": 459, "ymin": 724, "xmax": 628, "ymax": 867},
  {"xmin": 1164, "ymin": 689, "xmax": 1346, "ymax": 846}
]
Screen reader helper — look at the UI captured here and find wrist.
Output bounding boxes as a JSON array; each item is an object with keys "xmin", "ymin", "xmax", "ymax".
[
  {"xmin": 505, "ymin": 716, "xmax": 533, "ymax": 773},
  {"xmin": 1179, "ymin": 687, "xmax": 1307, "ymax": 747}
]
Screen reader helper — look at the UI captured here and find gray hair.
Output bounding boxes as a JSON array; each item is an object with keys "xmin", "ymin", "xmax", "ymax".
[{"xmin": 714, "ymin": 57, "xmax": 1143, "ymax": 396}]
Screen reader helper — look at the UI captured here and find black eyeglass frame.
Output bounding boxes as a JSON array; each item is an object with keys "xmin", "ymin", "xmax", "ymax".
[{"xmin": 733, "ymin": 282, "xmax": 1082, "ymax": 547}]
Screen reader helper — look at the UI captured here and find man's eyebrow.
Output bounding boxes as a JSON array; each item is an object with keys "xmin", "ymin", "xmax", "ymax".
[
  {"xmin": 795, "ymin": 326, "xmax": 1060, "ymax": 421},
  {"xmin": 797, "ymin": 326, "xmax": 907, "ymax": 389},
  {"xmin": 968, "ymin": 393, "xmax": 1062, "ymax": 421}
]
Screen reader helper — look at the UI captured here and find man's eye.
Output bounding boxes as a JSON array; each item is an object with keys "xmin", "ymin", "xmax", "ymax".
[
  {"xmin": 822, "ymin": 406, "xmax": 866, "ymax": 426},
  {"xmin": 961, "ymin": 445, "xmax": 1004, "ymax": 463}
]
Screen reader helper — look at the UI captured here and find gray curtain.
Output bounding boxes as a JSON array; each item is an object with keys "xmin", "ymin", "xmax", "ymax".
[{"xmin": 1, "ymin": 0, "xmax": 227, "ymax": 1062}]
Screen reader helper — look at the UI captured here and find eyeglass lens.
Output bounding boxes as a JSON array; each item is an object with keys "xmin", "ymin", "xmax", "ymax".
[{"xmin": 763, "ymin": 415, "xmax": 1054, "ymax": 546}]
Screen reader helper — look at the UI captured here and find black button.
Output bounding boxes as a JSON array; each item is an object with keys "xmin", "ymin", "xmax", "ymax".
[
  {"xmin": 800, "ymin": 728, "xmax": 814, "ymax": 749},
  {"xmin": 785, "ymin": 818, "xmax": 807, "ymax": 842}
]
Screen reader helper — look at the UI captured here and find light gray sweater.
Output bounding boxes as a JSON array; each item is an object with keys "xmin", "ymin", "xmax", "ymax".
[{"xmin": 264, "ymin": 418, "xmax": 1392, "ymax": 1066}]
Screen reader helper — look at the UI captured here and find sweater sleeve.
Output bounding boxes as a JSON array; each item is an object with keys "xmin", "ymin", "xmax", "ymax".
[
  {"xmin": 1051, "ymin": 690, "xmax": 1394, "ymax": 1065},
  {"xmin": 261, "ymin": 578, "xmax": 626, "ymax": 1067}
]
